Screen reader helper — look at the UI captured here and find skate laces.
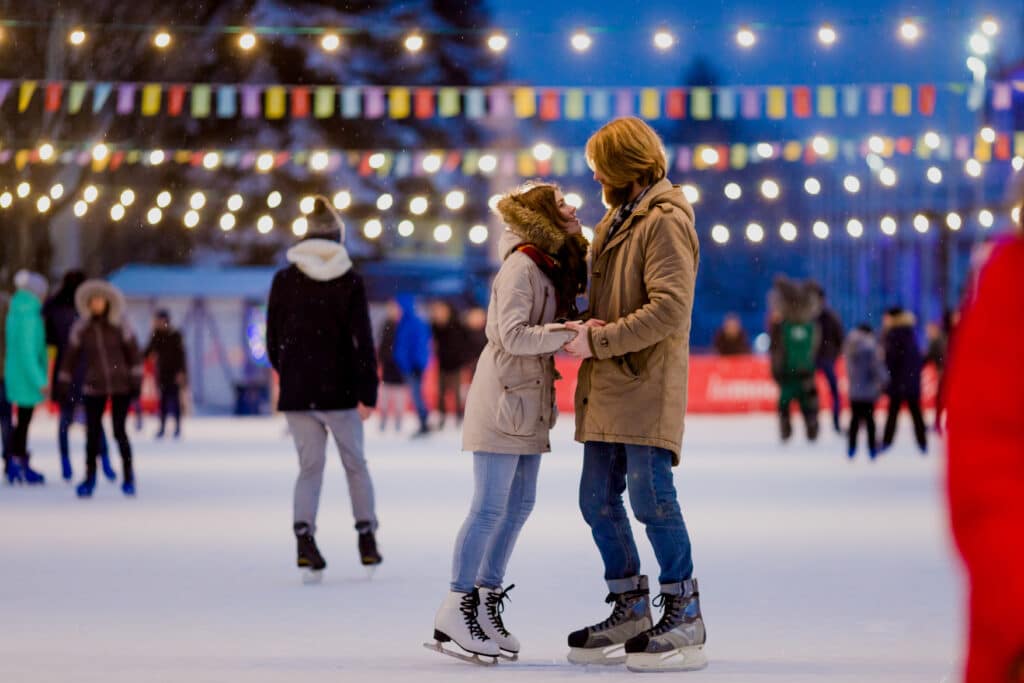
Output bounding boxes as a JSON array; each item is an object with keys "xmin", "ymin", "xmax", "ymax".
[
  {"xmin": 484, "ymin": 585, "xmax": 515, "ymax": 637},
  {"xmin": 594, "ymin": 590, "xmax": 640, "ymax": 631},
  {"xmin": 461, "ymin": 591, "xmax": 490, "ymax": 641},
  {"xmin": 649, "ymin": 593, "xmax": 691, "ymax": 636}
]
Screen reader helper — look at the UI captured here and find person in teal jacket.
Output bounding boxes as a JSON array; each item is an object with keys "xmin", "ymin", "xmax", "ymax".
[{"xmin": 5, "ymin": 270, "xmax": 49, "ymax": 484}]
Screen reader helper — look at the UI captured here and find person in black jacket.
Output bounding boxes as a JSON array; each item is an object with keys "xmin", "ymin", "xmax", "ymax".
[
  {"xmin": 430, "ymin": 300, "xmax": 470, "ymax": 429},
  {"xmin": 43, "ymin": 270, "xmax": 113, "ymax": 481},
  {"xmin": 880, "ymin": 306, "xmax": 928, "ymax": 453},
  {"xmin": 266, "ymin": 200, "xmax": 382, "ymax": 577},
  {"xmin": 144, "ymin": 310, "xmax": 187, "ymax": 439},
  {"xmin": 376, "ymin": 300, "xmax": 406, "ymax": 433},
  {"xmin": 56, "ymin": 280, "xmax": 143, "ymax": 498},
  {"xmin": 810, "ymin": 283, "xmax": 844, "ymax": 433}
]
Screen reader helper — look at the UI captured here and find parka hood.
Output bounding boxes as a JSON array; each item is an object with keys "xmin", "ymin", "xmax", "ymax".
[
  {"xmin": 495, "ymin": 194, "xmax": 568, "ymax": 257},
  {"xmin": 286, "ymin": 238, "xmax": 353, "ymax": 282},
  {"xmin": 75, "ymin": 279, "xmax": 126, "ymax": 325}
]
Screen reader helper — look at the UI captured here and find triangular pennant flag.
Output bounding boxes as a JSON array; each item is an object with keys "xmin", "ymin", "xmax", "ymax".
[
  {"xmin": 766, "ymin": 87, "xmax": 786, "ymax": 119},
  {"xmin": 291, "ymin": 87, "xmax": 310, "ymax": 118},
  {"xmin": 465, "ymin": 88, "xmax": 485, "ymax": 119},
  {"xmin": 314, "ymin": 86, "xmax": 335, "ymax": 118},
  {"xmin": 265, "ymin": 86, "xmax": 286, "ymax": 119},
  {"xmin": 892, "ymin": 85, "xmax": 912, "ymax": 116},
  {"xmin": 413, "ymin": 88, "xmax": 434, "ymax": 119},
  {"xmin": 67, "ymin": 82, "xmax": 87, "ymax": 114},
  {"xmin": 690, "ymin": 88, "xmax": 712, "ymax": 120},
  {"xmin": 364, "ymin": 87, "xmax": 385, "ymax": 118},
  {"xmin": 389, "ymin": 87, "xmax": 411, "ymax": 119},
  {"xmin": 540, "ymin": 89, "xmax": 561, "ymax": 120},
  {"xmin": 18, "ymin": 81, "xmax": 37, "ymax": 112},
  {"xmin": 191, "ymin": 84, "xmax": 212, "ymax": 118},
  {"xmin": 438, "ymin": 88, "xmax": 460, "ymax": 117},
  {"xmin": 341, "ymin": 87, "xmax": 362, "ymax": 118},
  {"xmin": 513, "ymin": 88, "xmax": 536, "ymax": 118},
  {"xmin": 217, "ymin": 86, "xmax": 237, "ymax": 118},
  {"xmin": 816, "ymin": 86, "xmax": 836, "ymax": 117},
  {"xmin": 93, "ymin": 83, "xmax": 113, "ymax": 113},
  {"xmin": 640, "ymin": 88, "xmax": 661, "ymax": 119},
  {"xmin": 116, "ymin": 84, "xmax": 136, "ymax": 115},
  {"xmin": 615, "ymin": 89, "xmax": 634, "ymax": 117},
  {"xmin": 44, "ymin": 83, "xmax": 63, "ymax": 112},
  {"xmin": 716, "ymin": 88, "xmax": 736, "ymax": 120},
  {"xmin": 168, "ymin": 85, "xmax": 187, "ymax": 116},
  {"xmin": 565, "ymin": 89, "xmax": 585, "ymax": 120},
  {"xmin": 141, "ymin": 84, "xmax": 162, "ymax": 116}
]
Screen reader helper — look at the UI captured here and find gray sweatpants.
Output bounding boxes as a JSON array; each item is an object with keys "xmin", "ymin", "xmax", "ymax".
[{"xmin": 285, "ymin": 410, "xmax": 377, "ymax": 534}]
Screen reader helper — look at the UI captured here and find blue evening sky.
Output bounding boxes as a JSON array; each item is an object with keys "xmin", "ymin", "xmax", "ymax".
[{"xmin": 486, "ymin": 0, "xmax": 1024, "ymax": 87}]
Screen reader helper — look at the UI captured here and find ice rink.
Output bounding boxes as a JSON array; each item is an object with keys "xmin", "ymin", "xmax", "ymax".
[{"xmin": 0, "ymin": 413, "xmax": 962, "ymax": 683}]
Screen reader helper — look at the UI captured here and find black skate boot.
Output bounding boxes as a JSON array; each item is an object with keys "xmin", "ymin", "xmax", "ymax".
[
  {"xmin": 357, "ymin": 529, "xmax": 382, "ymax": 566},
  {"xmin": 294, "ymin": 522, "xmax": 326, "ymax": 583},
  {"xmin": 779, "ymin": 411, "xmax": 793, "ymax": 442},
  {"xmin": 624, "ymin": 578, "xmax": 707, "ymax": 672},
  {"xmin": 567, "ymin": 575, "xmax": 652, "ymax": 665}
]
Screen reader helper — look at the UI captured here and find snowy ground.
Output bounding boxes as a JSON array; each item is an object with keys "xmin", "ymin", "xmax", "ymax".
[{"xmin": 1, "ymin": 413, "xmax": 962, "ymax": 683}]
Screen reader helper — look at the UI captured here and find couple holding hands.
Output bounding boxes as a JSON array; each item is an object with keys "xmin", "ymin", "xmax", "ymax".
[{"xmin": 430, "ymin": 117, "xmax": 706, "ymax": 674}]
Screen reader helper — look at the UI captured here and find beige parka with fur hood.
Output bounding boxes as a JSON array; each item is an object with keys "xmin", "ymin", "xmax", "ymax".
[{"xmin": 461, "ymin": 195, "xmax": 587, "ymax": 455}]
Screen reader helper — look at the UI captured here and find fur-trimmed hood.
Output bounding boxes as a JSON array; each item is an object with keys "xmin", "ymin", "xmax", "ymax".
[
  {"xmin": 75, "ymin": 279, "xmax": 126, "ymax": 325},
  {"xmin": 769, "ymin": 276, "xmax": 822, "ymax": 324},
  {"xmin": 495, "ymin": 195, "xmax": 568, "ymax": 257},
  {"xmin": 286, "ymin": 238, "xmax": 353, "ymax": 281}
]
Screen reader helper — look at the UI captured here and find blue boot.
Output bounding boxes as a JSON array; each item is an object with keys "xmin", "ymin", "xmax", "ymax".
[
  {"xmin": 4, "ymin": 458, "xmax": 23, "ymax": 484},
  {"xmin": 100, "ymin": 452, "xmax": 117, "ymax": 482},
  {"xmin": 60, "ymin": 454, "xmax": 73, "ymax": 481},
  {"xmin": 18, "ymin": 455, "xmax": 44, "ymax": 485},
  {"xmin": 121, "ymin": 479, "xmax": 136, "ymax": 496},
  {"xmin": 76, "ymin": 478, "xmax": 96, "ymax": 498},
  {"xmin": 847, "ymin": 446, "xmax": 856, "ymax": 459}
]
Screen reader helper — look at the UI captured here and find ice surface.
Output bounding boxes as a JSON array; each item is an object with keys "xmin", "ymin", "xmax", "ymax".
[{"xmin": 0, "ymin": 413, "xmax": 962, "ymax": 682}]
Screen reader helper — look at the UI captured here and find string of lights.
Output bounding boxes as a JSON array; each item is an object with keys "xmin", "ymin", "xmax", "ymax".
[
  {"xmin": 4, "ymin": 179, "xmax": 1019, "ymax": 245},
  {"xmin": 0, "ymin": 15, "xmax": 1003, "ymax": 56}
]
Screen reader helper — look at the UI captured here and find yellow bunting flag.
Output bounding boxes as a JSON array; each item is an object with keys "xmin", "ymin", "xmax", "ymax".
[
  {"xmin": 313, "ymin": 87, "xmax": 335, "ymax": 118},
  {"xmin": 513, "ymin": 88, "xmax": 536, "ymax": 118},
  {"xmin": 767, "ymin": 88, "xmax": 786, "ymax": 119},
  {"xmin": 265, "ymin": 86, "xmax": 286, "ymax": 119},
  {"xmin": 565, "ymin": 89, "xmax": 585, "ymax": 120},
  {"xmin": 15, "ymin": 150, "xmax": 28, "ymax": 169},
  {"xmin": 691, "ymin": 88, "xmax": 712, "ymax": 120},
  {"xmin": 389, "ymin": 87, "xmax": 411, "ymax": 119},
  {"xmin": 817, "ymin": 86, "xmax": 837, "ymax": 117},
  {"xmin": 975, "ymin": 136, "xmax": 992, "ymax": 162},
  {"xmin": 517, "ymin": 151, "xmax": 537, "ymax": 175},
  {"xmin": 174, "ymin": 150, "xmax": 193, "ymax": 164},
  {"xmin": 783, "ymin": 141, "xmax": 803, "ymax": 161},
  {"xmin": 892, "ymin": 85, "xmax": 912, "ymax": 116},
  {"xmin": 640, "ymin": 89, "xmax": 660, "ymax": 119},
  {"xmin": 18, "ymin": 81, "xmax": 36, "ymax": 112},
  {"xmin": 1016, "ymin": 133, "xmax": 1024, "ymax": 156},
  {"xmin": 141, "ymin": 84, "xmax": 162, "ymax": 116}
]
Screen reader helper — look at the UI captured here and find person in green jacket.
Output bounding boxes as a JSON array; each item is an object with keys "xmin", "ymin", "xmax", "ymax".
[
  {"xmin": 0, "ymin": 291, "xmax": 12, "ymax": 481},
  {"xmin": 4, "ymin": 270, "xmax": 49, "ymax": 484}
]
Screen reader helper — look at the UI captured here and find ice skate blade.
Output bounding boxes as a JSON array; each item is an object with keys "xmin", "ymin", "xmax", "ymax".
[
  {"xmin": 498, "ymin": 651, "xmax": 519, "ymax": 662},
  {"xmin": 567, "ymin": 644, "xmax": 627, "ymax": 665},
  {"xmin": 364, "ymin": 565, "xmax": 378, "ymax": 580},
  {"xmin": 301, "ymin": 569, "xmax": 323, "ymax": 585},
  {"xmin": 625, "ymin": 646, "xmax": 707, "ymax": 673},
  {"xmin": 423, "ymin": 641, "xmax": 498, "ymax": 666}
]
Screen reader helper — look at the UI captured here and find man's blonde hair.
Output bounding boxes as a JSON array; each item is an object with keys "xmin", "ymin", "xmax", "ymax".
[{"xmin": 585, "ymin": 117, "xmax": 668, "ymax": 188}]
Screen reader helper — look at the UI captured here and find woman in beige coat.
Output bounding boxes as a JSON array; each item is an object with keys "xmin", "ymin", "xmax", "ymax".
[{"xmin": 429, "ymin": 183, "xmax": 588, "ymax": 663}]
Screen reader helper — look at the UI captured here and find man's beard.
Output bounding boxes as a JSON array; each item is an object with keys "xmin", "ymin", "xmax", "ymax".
[{"xmin": 601, "ymin": 183, "xmax": 634, "ymax": 209}]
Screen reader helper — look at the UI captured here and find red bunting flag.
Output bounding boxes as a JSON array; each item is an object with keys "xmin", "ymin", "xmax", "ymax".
[
  {"xmin": 414, "ymin": 89, "xmax": 434, "ymax": 118},
  {"xmin": 917, "ymin": 85, "xmax": 936, "ymax": 116},
  {"xmin": 291, "ymin": 87, "xmax": 310, "ymax": 118},
  {"xmin": 666, "ymin": 89, "xmax": 686, "ymax": 119},
  {"xmin": 995, "ymin": 134, "xmax": 1011, "ymax": 160},
  {"xmin": 540, "ymin": 90, "xmax": 560, "ymax": 121},
  {"xmin": 168, "ymin": 86, "xmax": 187, "ymax": 116},
  {"xmin": 44, "ymin": 83, "xmax": 63, "ymax": 112},
  {"xmin": 793, "ymin": 87, "xmax": 812, "ymax": 118}
]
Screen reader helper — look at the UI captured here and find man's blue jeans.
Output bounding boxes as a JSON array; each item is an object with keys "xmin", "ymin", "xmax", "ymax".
[
  {"xmin": 404, "ymin": 372, "xmax": 429, "ymax": 429},
  {"xmin": 450, "ymin": 452, "xmax": 540, "ymax": 593},
  {"xmin": 579, "ymin": 441, "xmax": 693, "ymax": 595}
]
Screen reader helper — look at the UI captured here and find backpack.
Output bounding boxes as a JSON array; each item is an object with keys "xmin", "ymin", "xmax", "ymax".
[{"xmin": 782, "ymin": 321, "xmax": 816, "ymax": 374}]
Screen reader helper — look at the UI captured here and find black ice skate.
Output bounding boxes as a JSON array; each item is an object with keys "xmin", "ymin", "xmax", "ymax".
[
  {"xmin": 358, "ymin": 530, "xmax": 382, "ymax": 568},
  {"xmin": 294, "ymin": 522, "xmax": 326, "ymax": 584},
  {"xmin": 624, "ymin": 578, "xmax": 708, "ymax": 673},
  {"xmin": 567, "ymin": 575, "xmax": 653, "ymax": 665}
]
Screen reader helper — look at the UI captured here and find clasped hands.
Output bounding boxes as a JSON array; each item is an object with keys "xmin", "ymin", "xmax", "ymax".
[{"xmin": 562, "ymin": 319, "xmax": 606, "ymax": 359}]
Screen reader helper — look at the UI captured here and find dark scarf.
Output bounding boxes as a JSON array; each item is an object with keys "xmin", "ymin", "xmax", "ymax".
[{"xmin": 515, "ymin": 234, "xmax": 589, "ymax": 320}]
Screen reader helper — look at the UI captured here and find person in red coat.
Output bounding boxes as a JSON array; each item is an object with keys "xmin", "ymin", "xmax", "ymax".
[{"xmin": 947, "ymin": 223, "xmax": 1024, "ymax": 683}]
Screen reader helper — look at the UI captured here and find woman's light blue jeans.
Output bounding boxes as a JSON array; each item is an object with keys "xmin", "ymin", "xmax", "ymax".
[{"xmin": 450, "ymin": 452, "xmax": 541, "ymax": 593}]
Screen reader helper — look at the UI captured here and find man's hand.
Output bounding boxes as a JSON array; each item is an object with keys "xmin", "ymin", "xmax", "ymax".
[
  {"xmin": 357, "ymin": 403, "xmax": 374, "ymax": 421},
  {"xmin": 562, "ymin": 319, "xmax": 605, "ymax": 359}
]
